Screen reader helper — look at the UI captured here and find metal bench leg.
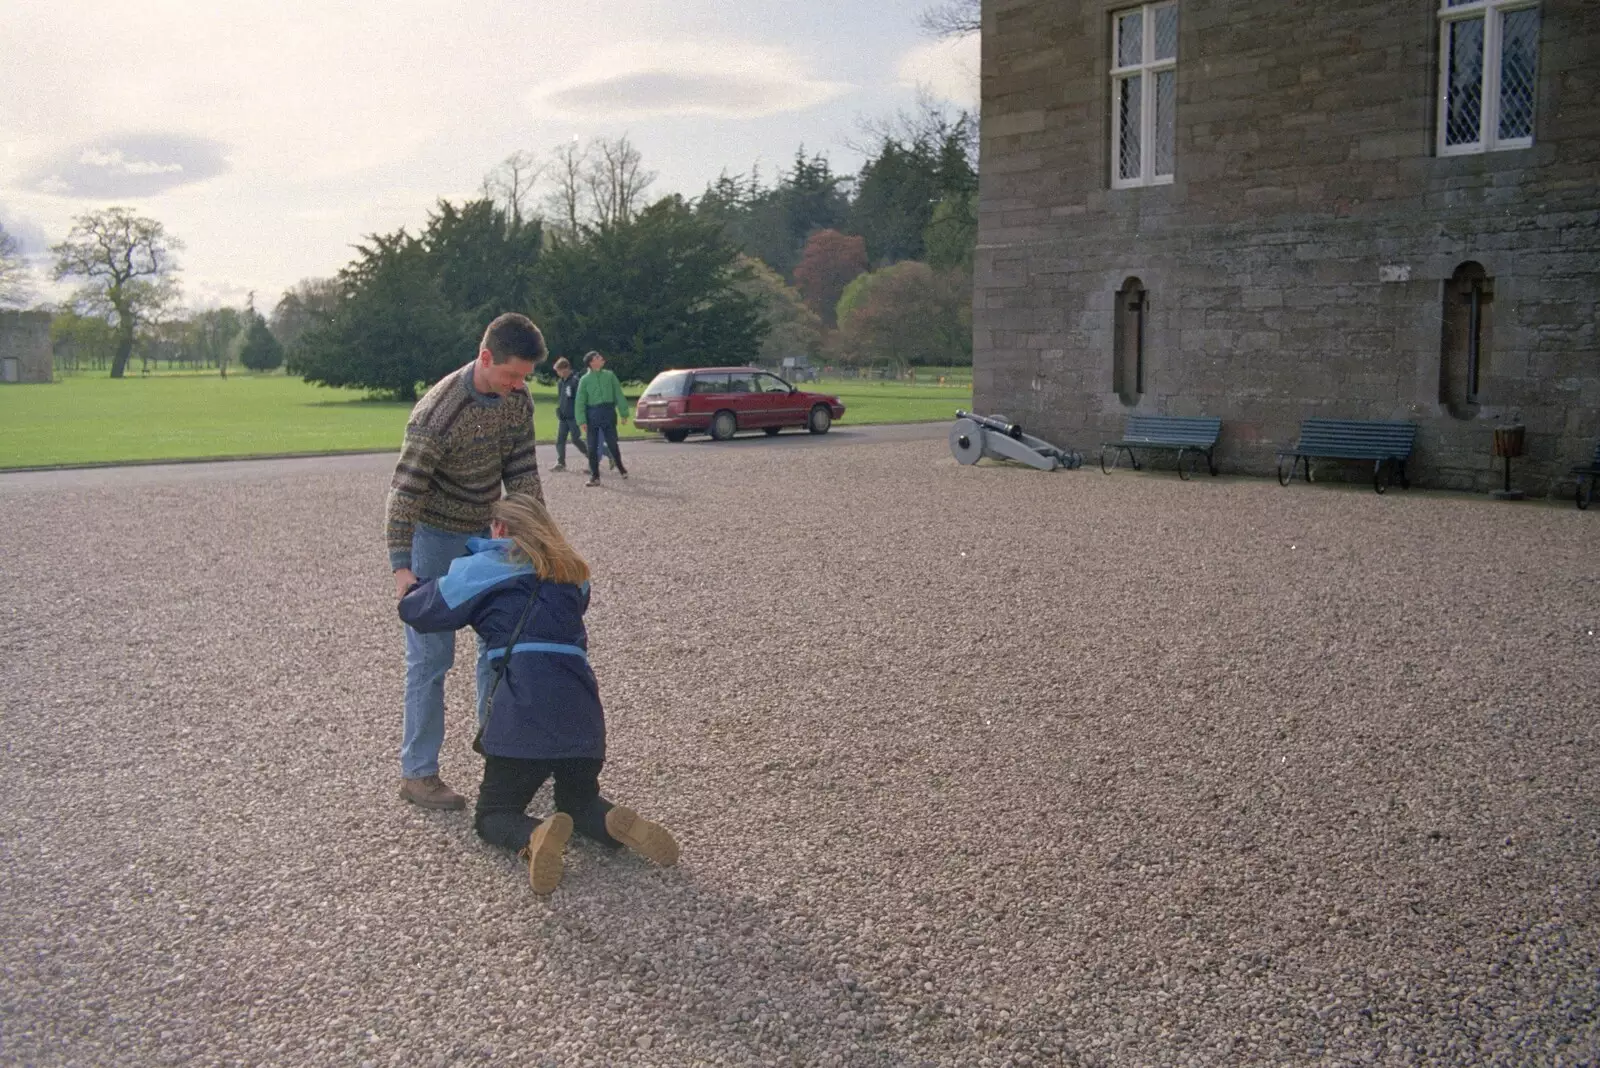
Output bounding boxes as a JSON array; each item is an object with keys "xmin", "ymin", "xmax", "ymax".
[
  {"xmin": 1398, "ymin": 461, "xmax": 1410, "ymax": 490},
  {"xmin": 1579, "ymin": 475, "xmax": 1593, "ymax": 511},
  {"xmin": 1206, "ymin": 448, "xmax": 1218, "ymax": 477},
  {"xmin": 1099, "ymin": 445, "xmax": 1116, "ymax": 474},
  {"xmin": 1276, "ymin": 453, "xmax": 1296, "ymax": 486},
  {"xmin": 1177, "ymin": 447, "xmax": 1192, "ymax": 481}
]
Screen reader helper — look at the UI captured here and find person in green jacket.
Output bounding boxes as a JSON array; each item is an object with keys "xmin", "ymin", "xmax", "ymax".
[{"xmin": 575, "ymin": 350, "xmax": 629, "ymax": 486}]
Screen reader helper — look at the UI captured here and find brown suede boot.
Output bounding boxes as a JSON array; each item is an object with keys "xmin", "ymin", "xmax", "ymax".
[
  {"xmin": 521, "ymin": 812, "xmax": 573, "ymax": 894},
  {"xmin": 604, "ymin": 806, "xmax": 680, "ymax": 867},
  {"xmin": 398, "ymin": 774, "xmax": 466, "ymax": 811}
]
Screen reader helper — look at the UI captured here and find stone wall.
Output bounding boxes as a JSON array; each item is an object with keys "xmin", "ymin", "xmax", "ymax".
[
  {"xmin": 976, "ymin": 0, "xmax": 1600, "ymax": 495},
  {"xmin": 0, "ymin": 310, "xmax": 52, "ymax": 384}
]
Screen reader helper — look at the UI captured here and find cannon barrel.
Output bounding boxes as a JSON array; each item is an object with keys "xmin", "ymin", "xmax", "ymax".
[{"xmin": 955, "ymin": 410, "xmax": 1024, "ymax": 440}]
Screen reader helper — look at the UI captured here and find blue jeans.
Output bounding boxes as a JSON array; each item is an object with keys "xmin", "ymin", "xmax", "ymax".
[{"xmin": 401, "ymin": 522, "xmax": 493, "ymax": 779}]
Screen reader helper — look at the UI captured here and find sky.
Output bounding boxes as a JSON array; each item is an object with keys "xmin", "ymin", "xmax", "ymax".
[{"xmin": 0, "ymin": 1, "xmax": 978, "ymax": 313}]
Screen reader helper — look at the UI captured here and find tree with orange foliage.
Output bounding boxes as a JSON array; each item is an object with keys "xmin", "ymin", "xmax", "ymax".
[{"xmin": 791, "ymin": 229, "xmax": 867, "ymax": 327}]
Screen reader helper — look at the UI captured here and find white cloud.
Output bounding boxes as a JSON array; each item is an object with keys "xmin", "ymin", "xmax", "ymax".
[
  {"xmin": 528, "ymin": 40, "xmax": 849, "ymax": 121},
  {"xmin": 895, "ymin": 32, "xmax": 980, "ymax": 108},
  {"xmin": 0, "ymin": 1, "xmax": 934, "ymax": 310},
  {"xmin": 78, "ymin": 149, "xmax": 185, "ymax": 177}
]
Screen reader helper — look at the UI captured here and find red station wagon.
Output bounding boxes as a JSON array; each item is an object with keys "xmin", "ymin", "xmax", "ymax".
[{"xmin": 633, "ymin": 367, "xmax": 846, "ymax": 442}]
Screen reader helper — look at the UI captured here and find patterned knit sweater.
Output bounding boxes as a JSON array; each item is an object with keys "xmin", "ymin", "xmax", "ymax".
[{"xmin": 385, "ymin": 363, "xmax": 543, "ymax": 571}]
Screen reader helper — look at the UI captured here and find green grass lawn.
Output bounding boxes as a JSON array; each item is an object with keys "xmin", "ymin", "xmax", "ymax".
[{"xmin": 0, "ymin": 371, "xmax": 971, "ymax": 468}]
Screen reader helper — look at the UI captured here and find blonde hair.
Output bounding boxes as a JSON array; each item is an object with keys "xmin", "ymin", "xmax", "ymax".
[{"xmin": 490, "ymin": 494, "xmax": 590, "ymax": 585}]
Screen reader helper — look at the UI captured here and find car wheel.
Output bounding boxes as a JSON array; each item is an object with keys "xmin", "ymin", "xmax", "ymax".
[
  {"xmin": 662, "ymin": 429, "xmax": 689, "ymax": 443},
  {"xmin": 709, "ymin": 410, "xmax": 737, "ymax": 441},
  {"xmin": 764, "ymin": 426, "xmax": 781, "ymax": 436},
  {"xmin": 807, "ymin": 405, "xmax": 832, "ymax": 434}
]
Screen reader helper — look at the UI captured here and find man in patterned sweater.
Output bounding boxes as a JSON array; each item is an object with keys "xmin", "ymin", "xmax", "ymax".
[{"xmin": 387, "ymin": 313, "xmax": 547, "ymax": 810}]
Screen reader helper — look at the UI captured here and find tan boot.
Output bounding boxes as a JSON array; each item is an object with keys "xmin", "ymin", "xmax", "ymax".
[
  {"xmin": 399, "ymin": 774, "xmax": 466, "ymax": 811},
  {"xmin": 604, "ymin": 806, "xmax": 680, "ymax": 867},
  {"xmin": 522, "ymin": 812, "xmax": 573, "ymax": 894}
]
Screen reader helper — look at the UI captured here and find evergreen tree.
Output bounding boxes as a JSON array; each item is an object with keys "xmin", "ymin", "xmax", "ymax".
[
  {"xmin": 238, "ymin": 311, "xmax": 284, "ymax": 371},
  {"xmin": 534, "ymin": 196, "xmax": 766, "ymax": 383}
]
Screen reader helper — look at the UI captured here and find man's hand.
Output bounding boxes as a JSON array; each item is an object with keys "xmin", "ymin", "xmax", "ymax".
[
  {"xmin": 394, "ymin": 568, "xmax": 417, "ymax": 599},
  {"xmin": 579, "ymin": 424, "xmax": 587, "ymax": 436}
]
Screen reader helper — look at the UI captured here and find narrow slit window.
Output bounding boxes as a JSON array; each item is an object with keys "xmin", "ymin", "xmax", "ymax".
[
  {"xmin": 1114, "ymin": 278, "xmax": 1147, "ymax": 404},
  {"xmin": 1440, "ymin": 262, "xmax": 1493, "ymax": 416}
]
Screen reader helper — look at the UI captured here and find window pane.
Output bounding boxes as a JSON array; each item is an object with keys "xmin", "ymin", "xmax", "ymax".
[
  {"xmin": 1118, "ymin": 75, "xmax": 1143, "ymax": 180},
  {"xmin": 1154, "ymin": 70, "xmax": 1176, "ymax": 176},
  {"xmin": 1498, "ymin": 7, "xmax": 1538, "ymax": 140},
  {"xmin": 1444, "ymin": 17, "xmax": 1485, "ymax": 146},
  {"xmin": 1116, "ymin": 10, "xmax": 1143, "ymax": 67},
  {"xmin": 1154, "ymin": 4, "xmax": 1179, "ymax": 61}
]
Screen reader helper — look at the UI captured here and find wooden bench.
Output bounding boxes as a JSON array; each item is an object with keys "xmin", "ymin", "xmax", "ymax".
[
  {"xmin": 1572, "ymin": 441, "xmax": 1600, "ymax": 510},
  {"xmin": 1099, "ymin": 415, "xmax": 1222, "ymax": 481},
  {"xmin": 1276, "ymin": 418, "xmax": 1417, "ymax": 494}
]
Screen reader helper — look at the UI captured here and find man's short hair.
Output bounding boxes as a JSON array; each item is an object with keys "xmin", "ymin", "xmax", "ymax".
[
  {"xmin": 584, "ymin": 350, "xmax": 604, "ymax": 367},
  {"xmin": 482, "ymin": 313, "xmax": 547, "ymax": 365},
  {"xmin": 553, "ymin": 356, "xmax": 571, "ymax": 372}
]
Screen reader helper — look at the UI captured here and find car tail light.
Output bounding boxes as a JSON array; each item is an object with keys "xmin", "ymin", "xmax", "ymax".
[{"xmin": 666, "ymin": 398, "xmax": 686, "ymax": 416}]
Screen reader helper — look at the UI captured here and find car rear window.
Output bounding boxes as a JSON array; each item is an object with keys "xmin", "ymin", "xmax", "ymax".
[
  {"xmin": 643, "ymin": 371, "xmax": 691, "ymax": 397},
  {"xmin": 689, "ymin": 373, "xmax": 730, "ymax": 394}
]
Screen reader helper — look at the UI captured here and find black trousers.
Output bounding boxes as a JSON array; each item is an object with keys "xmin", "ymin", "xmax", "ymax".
[
  {"xmin": 475, "ymin": 755, "xmax": 621, "ymax": 853},
  {"xmin": 585, "ymin": 408, "xmax": 624, "ymax": 479},
  {"xmin": 555, "ymin": 416, "xmax": 588, "ymax": 465}
]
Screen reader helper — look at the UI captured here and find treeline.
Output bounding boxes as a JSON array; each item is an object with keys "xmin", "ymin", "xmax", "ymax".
[
  {"xmin": 288, "ymin": 106, "xmax": 977, "ymax": 397},
  {"xmin": 20, "ymin": 103, "xmax": 979, "ymax": 394}
]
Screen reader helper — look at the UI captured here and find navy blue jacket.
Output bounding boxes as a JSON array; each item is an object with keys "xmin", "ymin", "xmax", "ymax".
[
  {"xmin": 556, "ymin": 375, "xmax": 580, "ymax": 420},
  {"xmin": 398, "ymin": 538, "xmax": 604, "ymax": 761}
]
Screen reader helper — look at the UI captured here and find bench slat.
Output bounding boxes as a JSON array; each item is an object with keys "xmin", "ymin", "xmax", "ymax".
[
  {"xmin": 1110, "ymin": 415, "xmax": 1221, "ymax": 448},
  {"xmin": 1292, "ymin": 418, "xmax": 1416, "ymax": 460}
]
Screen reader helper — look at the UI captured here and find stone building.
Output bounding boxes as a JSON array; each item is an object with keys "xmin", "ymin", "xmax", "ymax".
[
  {"xmin": 975, "ymin": 0, "xmax": 1599, "ymax": 494},
  {"xmin": 0, "ymin": 310, "xmax": 52, "ymax": 384}
]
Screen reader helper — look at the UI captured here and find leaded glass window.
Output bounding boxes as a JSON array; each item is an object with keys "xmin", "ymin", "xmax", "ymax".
[
  {"xmin": 1438, "ymin": 0, "xmax": 1539, "ymax": 155},
  {"xmin": 1112, "ymin": 2, "xmax": 1177, "ymax": 188}
]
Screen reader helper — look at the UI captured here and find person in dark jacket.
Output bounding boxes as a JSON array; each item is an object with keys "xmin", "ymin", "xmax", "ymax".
[
  {"xmin": 398, "ymin": 493, "xmax": 678, "ymax": 893},
  {"xmin": 551, "ymin": 357, "xmax": 588, "ymax": 471}
]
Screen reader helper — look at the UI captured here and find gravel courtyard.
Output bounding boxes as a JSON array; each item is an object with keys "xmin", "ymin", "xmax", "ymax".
[{"xmin": 2, "ymin": 426, "xmax": 1597, "ymax": 1067}]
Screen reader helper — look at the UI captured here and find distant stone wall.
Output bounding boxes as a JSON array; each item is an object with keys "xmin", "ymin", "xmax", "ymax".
[
  {"xmin": 0, "ymin": 310, "xmax": 52, "ymax": 384},
  {"xmin": 976, "ymin": 0, "xmax": 1600, "ymax": 495}
]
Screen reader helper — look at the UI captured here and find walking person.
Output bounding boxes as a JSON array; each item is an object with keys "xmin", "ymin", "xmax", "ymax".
[
  {"xmin": 386, "ymin": 313, "xmax": 547, "ymax": 811},
  {"xmin": 575, "ymin": 350, "xmax": 629, "ymax": 487},
  {"xmin": 551, "ymin": 357, "xmax": 589, "ymax": 472},
  {"xmin": 397, "ymin": 493, "xmax": 680, "ymax": 893}
]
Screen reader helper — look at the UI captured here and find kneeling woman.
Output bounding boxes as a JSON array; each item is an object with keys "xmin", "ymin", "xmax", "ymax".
[{"xmin": 399, "ymin": 492, "xmax": 678, "ymax": 893}]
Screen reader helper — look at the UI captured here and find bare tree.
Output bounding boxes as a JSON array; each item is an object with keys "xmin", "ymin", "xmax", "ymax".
[
  {"xmin": 919, "ymin": 0, "xmax": 980, "ymax": 37},
  {"xmin": 584, "ymin": 135, "xmax": 656, "ymax": 228},
  {"xmin": 541, "ymin": 136, "xmax": 658, "ymax": 235},
  {"xmin": 849, "ymin": 89, "xmax": 979, "ymax": 171},
  {"xmin": 481, "ymin": 150, "xmax": 544, "ymax": 227},
  {"xmin": 542, "ymin": 139, "xmax": 588, "ymax": 237},
  {"xmin": 52, "ymin": 207, "xmax": 183, "ymax": 378},
  {"xmin": 0, "ymin": 224, "xmax": 32, "ymax": 308}
]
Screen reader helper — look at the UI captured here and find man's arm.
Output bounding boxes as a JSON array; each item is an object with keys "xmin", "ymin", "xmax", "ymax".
[
  {"xmin": 385, "ymin": 426, "xmax": 442, "ymax": 579},
  {"xmin": 502, "ymin": 394, "xmax": 545, "ymax": 504},
  {"xmin": 612, "ymin": 371, "xmax": 629, "ymax": 422}
]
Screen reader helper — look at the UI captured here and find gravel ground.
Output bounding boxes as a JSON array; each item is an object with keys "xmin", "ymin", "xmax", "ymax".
[{"xmin": 2, "ymin": 425, "xmax": 1597, "ymax": 1067}]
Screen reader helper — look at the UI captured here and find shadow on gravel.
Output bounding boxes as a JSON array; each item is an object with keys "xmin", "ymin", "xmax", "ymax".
[{"xmin": 516, "ymin": 861, "xmax": 933, "ymax": 1067}]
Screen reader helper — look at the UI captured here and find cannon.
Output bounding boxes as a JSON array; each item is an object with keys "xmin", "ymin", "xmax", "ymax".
[{"xmin": 950, "ymin": 410, "xmax": 1083, "ymax": 471}]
